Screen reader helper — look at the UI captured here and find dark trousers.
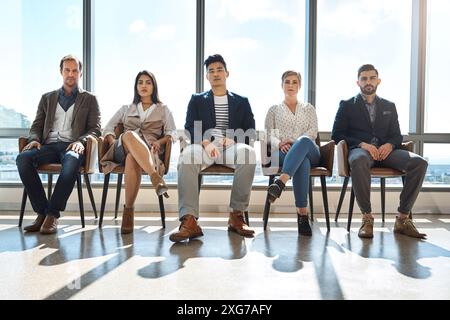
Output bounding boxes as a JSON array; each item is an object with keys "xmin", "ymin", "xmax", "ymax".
[
  {"xmin": 16, "ymin": 142, "xmax": 85, "ymax": 218},
  {"xmin": 348, "ymin": 148, "xmax": 428, "ymax": 214}
]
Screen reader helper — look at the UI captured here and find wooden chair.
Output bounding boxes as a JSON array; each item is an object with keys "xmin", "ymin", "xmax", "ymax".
[
  {"xmin": 18, "ymin": 135, "xmax": 98, "ymax": 228},
  {"xmin": 260, "ymin": 135, "xmax": 335, "ymax": 231},
  {"xmin": 97, "ymin": 124, "xmax": 172, "ymax": 228},
  {"xmin": 334, "ymin": 140, "xmax": 414, "ymax": 231}
]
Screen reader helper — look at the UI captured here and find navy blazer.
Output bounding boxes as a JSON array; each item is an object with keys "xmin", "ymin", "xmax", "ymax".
[
  {"xmin": 184, "ymin": 90, "xmax": 256, "ymax": 144},
  {"xmin": 331, "ymin": 94, "xmax": 403, "ymax": 150}
]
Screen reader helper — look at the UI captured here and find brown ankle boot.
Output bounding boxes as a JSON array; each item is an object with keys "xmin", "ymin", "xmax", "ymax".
[
  {"xmin": 169, "ymin": 214, "xmax": 203, "ymax": 242},
  {"xmin": 228, "ymin": 211, "xmax": 255, "ymax": 238},
  {"xmin": 151, "ymin": 172, "xmax": 169, "ymax": 198},
  {"xmin": 121, "ymin": 206, "xmax": 134, "ymax": 234}
]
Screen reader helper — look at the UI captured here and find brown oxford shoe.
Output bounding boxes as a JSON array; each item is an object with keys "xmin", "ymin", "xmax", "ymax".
[
  {"xmin": 169, "ymin": 214, "xmax": 204, "ymax": 243},
  {"xmin": 40, "ymin": 215, "xmax": 58, "ymax": 235},
  {"xmin": 394, "ymin": 216, "xmax": 427, "ymax": 239},
  {"xmin": 228, "ymin": 211, "xmax": 255, "ymax": 238},
  {"xmin": 23, "ymin": 214, "xmax": 45, "ymax": 232}
]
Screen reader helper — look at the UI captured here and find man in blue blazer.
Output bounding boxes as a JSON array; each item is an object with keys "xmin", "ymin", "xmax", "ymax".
[
  {"xmin": 332, "ymin": 64, "xmax": 428, "ymax": 239},
  {"xmin": 170, "ymin": 54, "xmax": 256, "ymax": 242}
]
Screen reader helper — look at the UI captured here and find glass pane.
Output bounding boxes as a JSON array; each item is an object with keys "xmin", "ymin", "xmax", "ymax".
[
  {"xmin": 93, "ymin": 0, "xmax": 196, "ymax": 130},
  {"xmin": 205, "ymin": 0, "xmax": 306, "ymax": 130},
  {"xmin": 424, "ymin": 1, "xmax": 450, "ymax": 133},
  {"xmin": 205, "ymin": 0, "xmax": 306, "ymax": 185},
  {"xmin": 0, "ymin": 0, "xmax": 83, "ymax": 128},
  {"xmin": 94, "ymin": 0, "xmax": 196, "ymax": 183},
  {"xmin": 423, "ymin": 143, "xmax": 450, "ymax": 186},
  {"xmin": 316, "ymin": 0, "xmax": 412, "ymax": 133}
]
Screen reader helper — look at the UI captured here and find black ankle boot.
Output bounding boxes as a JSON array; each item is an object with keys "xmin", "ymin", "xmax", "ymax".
[
  {"xmin": 267, "ymin": 179, "xmax": 286, "ymax": 203},
  {"xmin": 297, "ymin": 215, "xmax": 312, "ymax": 236}
]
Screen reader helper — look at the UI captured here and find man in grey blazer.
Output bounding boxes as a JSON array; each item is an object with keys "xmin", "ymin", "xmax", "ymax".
[{"xmin": 16, "ymin": 55, "xmax": 101, "ymax": 234}]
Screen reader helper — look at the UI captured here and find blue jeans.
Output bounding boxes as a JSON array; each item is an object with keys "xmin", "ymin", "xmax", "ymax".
[
  {"xmin": 277, "ymin": 136, "xmax": 320, "ymax": 208},
  {"xmin": 16, "ymin": 142, "xmax": 85, "ymax": 218}
]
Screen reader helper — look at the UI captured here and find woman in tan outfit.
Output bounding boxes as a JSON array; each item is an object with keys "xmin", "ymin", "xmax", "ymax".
[{"xmin": 100, "ymin": 70, "xmax": 176, "ymax": 233}]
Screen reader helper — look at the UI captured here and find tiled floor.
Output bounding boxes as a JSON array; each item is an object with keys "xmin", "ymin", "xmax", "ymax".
[{"xmin": 0, "ymin": 212, "xmax": 449, "ymax": 300}]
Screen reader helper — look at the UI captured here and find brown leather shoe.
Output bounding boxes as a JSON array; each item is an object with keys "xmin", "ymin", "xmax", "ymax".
[
  {"xmin": 394, "ymin": 216, "xmax": 427, "ymax": 239},
  {"xmin": 169, "ymin": 214, "xmax": 203, "ymax": 242},
  {"xmin": 358, "ymin": 215, "xmax": 374, "ymax": 238},
  {"xmin": 228, "ymin": 211, "xmax": 255, "ymax": 238},
  {"xmin": 121, "ymin": 206, "xmax": 134, "ymax": 234},
  {"xmin": 151, "ymin": 172, "xmax": 169, "ymax": 198},
  {"xmin": 40, "ymin": 215, "xmax": 58, "ymax": 234},
  {"xmin": 23, "ymin": 214, "xmax": 45, "ymax": 232}
]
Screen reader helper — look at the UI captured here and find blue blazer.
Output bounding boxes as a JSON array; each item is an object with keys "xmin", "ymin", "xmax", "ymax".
[
  {"xmin": 184, "ymin": 90, "xmax": 256, "ymax": 144},
  {"xmin": 331, "ymin": 94, "xmax": 403, "ymax": 150}
]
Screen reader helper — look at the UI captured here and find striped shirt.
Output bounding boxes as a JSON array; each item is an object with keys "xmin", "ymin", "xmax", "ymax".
[{"xmin": 212, "ymin": 95, "xmax": 229, "ymax": 138}]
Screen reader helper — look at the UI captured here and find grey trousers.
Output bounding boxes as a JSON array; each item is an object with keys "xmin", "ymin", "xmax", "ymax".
[
  {"xmin": 348, "ymin": 148, "xmax": 428, "ymax": 214},
  {"xmin": 177, "ymin": 143, "xmax": 256, "ymax": 219}
]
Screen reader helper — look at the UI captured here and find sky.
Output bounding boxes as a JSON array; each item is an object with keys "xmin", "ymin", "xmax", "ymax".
[{"xmin": 0, "ymin": 0, "xmax": 449, "ymax": 166}]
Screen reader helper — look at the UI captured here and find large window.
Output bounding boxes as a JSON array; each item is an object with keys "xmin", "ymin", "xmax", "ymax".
[
  {"xmin": 425, "ymin": 0, "xmax": 450, "ymax": 133},
  {"xmin": 423, "ymin": 144, "xmax": 450, "ymax": 186},
  {"xmin": 93, "ymin": 0, "xmax": 196, "ymax": 129},
  {"xmin": 205, "ymin": 0, "xmax": 306, "ymax": 130},
  {"xmin": 316, "ymin": 0, "xmax": 412, "ymax": 133},
  {"xmin": 205, "ymin": 0, "xmax": 306, "ymax": 185},
  {"xmin": 0, "ymin": 0, "xmax": 82, "ymax": 128},
  {"xmin": 0, "ymin": 0, "xmax": 82, "ymax": 182},
  {"xmin": 93, "ymin": 0, "xmax": 196, "ymax": 183}
]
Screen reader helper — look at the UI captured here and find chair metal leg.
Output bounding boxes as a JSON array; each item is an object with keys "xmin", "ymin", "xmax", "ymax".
[
  {"xmin": 19, "ymin": 190, "xmax": 27, "ymax": 227},
  {"xmin": 244, "ymin": 211, "xmax": 250, "ymax": 226},
  {"xmin": 47, "ymin": 173, "xmax": 53, "ymax": 199},
  {"xmin": 263, "ymin": 176, "xmax": 274, "ymax": 230},
  {"xmin": 320, "ymin": 176, "xmax": 330, "ymax": 232},
  {"xmin": 347, "ymin": 188, "xmax": 355, "ymax": 232},
  {"xmin": 335, "ymin": 177, "xmax": 349, "ymax": 221},
  {"xmin": 84, "ymin": 174, "xmax": 97, "ymax": 218},
  {"xmin": 158, "ymin": 194, "xmax": 166, "ymax": 228},
  {"xmin": 381, "ymin": 177, "xmax": 386, "ymax": 223},
  {"xmin": 309, "ymin": 177, "xmax": 314, "ymax": 221},
  {"xmin": 99, "ymin": 173, "xmax": 110, "ymax": 228},
  {"xmin": 115, "ymin": 173, "xmax": 123, "ymax": 219},
  {"xmin": 76, "ymin": 175, "xmax": 85, "ymax": 228}
]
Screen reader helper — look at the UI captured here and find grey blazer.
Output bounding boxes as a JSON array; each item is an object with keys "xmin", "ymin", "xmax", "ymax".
[{"xmin": 27, "ymin": 88, "xmax": 101, "ymax": 146}]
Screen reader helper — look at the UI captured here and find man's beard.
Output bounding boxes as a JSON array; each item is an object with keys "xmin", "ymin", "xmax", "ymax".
[{"xmin": 361, "ymin": 84, "xmax": 377, "ymax": 95}]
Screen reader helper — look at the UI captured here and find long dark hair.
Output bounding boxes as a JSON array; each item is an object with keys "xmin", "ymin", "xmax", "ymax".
[{"xmin": 133, "ymin": 70, "xmax": 161, "ymax": 105}]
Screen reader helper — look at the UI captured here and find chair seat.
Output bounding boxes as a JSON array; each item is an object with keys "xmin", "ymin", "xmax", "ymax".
[
  {"xmin": 200, "ymin": 164, "xmax": 235, "ymax": 175},
  {"xmin": 310, "ymin": 167, "xmax": 330, "ymax": 176},
  {"xmin": 370, "ymin": 167, "xmax": 404, "ymax": 177},
  {"xmin": 36, "ymin": 164, "xmax": 89, "ymax": 174}
]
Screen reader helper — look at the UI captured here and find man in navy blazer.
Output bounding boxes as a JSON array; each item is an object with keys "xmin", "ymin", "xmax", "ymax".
[
  {"xmin": 170, "ymin": 54, "xmax": 256, "ymax": 242},
  {"xmin": 332, "ymin": 64, "xmax": 428, "ymax": 239}
]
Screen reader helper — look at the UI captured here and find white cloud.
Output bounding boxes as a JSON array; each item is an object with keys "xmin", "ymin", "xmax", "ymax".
[
  {"xmin": 208, "ymin": 37, "xmax": 259, "ymax": 56},
  {"xmin": 129, "ymin": 19, "xmax": 148, "ymax": 33},
  {"xmin": 318, "ymin": 0, "xmax": 411, "ymax": 38},
  {"xmin": 148, "ymin": 24, "xmax": 176, "ymax": 40},
  {"xmin": 65, "ymin": 5, "xmax": 81, "ymax": 30},
  {"xmin": 217, "ymin": 0, "xmax": 299, "ymax": 25}
]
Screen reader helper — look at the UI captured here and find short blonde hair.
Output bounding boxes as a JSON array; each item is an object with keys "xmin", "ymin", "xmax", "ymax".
[{"xmin": 281, "ymin": 70, "xmax": 301, "ymax": 86}]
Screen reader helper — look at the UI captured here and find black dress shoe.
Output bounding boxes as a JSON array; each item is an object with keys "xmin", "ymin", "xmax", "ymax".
[
  {"xmin": 267, "ymin": 179, "xmax": 286, "ymax": 203},
  {"xmin": 298, "ymin": 215, "xmax": 312, "ymax": 236}
]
